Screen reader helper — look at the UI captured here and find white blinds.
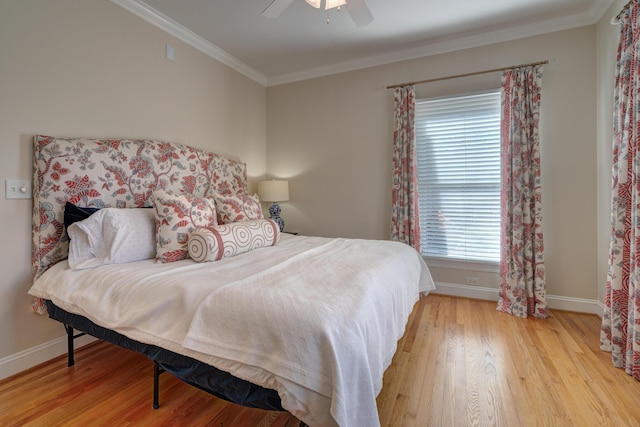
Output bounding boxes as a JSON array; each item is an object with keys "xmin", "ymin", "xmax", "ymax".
[{"xmin": 415, "ymin": 91, "xmax": 501, "ymax": 263}]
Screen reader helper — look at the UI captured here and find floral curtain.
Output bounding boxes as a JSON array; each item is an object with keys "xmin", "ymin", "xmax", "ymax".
[
  {"xmin": 496, "ymin": 65, "xmax": 549, "ymax": 319},
  {"xmin": 391, "ymin": 85, "xmax": 421, "ymax": 251},
  {"xmin": 601, "ymin": 1, "xmax": 640, "ymax": 380}
]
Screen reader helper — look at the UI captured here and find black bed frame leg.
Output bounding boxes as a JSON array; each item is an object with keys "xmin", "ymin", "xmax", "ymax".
[
  {"xmin": 63, "ymin": 323, "xmax": 163, "ymax": 412},
  {"xmin": 153, "ymin": 362, "xmax": 161, "ymax": 409},
  {"xmin": 64, "ymin": 324, "xmax": 75, "ymax": 367}
]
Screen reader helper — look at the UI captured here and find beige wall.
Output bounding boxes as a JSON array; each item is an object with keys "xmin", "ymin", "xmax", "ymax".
[
  {"xmin": 596, "ymin": 1, "xmax": 627, "ymax": 303},
  {"xmin": 267, "ymin": 26, "xmax": 598, "ymax": 300},
  {"xmin": 0, "ymin": 0, "xmax": 266, "ymax": 361}
]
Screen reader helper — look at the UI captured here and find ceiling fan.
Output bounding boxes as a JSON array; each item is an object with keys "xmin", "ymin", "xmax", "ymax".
[{"xmin": 262, "ymin": 0, "xmax": 374, "ymax": 27}]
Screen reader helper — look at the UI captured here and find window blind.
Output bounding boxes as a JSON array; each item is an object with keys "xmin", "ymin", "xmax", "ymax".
[{"xmin": 415, "ymin": 91, "xmax": 501, "ymax": 263}]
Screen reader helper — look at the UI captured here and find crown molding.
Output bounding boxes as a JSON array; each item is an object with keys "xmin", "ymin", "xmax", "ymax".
[
  {"xmin": 110, "ymin": 0, "xmax": 268, "ymax": 86},
  {"xmin": 112, "ymin": 0, "xmax": 607, "ymax": 88},
  {"xmin": 267, "ymin": 10, "xmax": 598, "ymax": 86}
]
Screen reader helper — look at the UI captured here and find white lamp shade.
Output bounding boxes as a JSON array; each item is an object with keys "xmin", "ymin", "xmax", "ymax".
[{"xmin": 258, "ymin": 180, "xmax": 290, "ymax": 202}]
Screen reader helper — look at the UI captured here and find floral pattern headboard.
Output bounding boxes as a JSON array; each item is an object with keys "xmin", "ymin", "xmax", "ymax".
[{"xmin": 31, "ymin": 135, "xmax": 248, "ymax": 313}]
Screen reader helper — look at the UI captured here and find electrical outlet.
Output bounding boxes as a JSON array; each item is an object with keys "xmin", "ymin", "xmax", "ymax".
[
  {"xmin": 465, "ymin": 276, "xmax": 479, "ymax": 286},
  {"xmin": 5, "ymin": 179, "xmax": 31, "ymax": 199}
]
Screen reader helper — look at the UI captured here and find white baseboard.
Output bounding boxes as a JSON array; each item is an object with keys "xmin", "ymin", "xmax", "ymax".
[
  {"xmin": 0, "ymin": 334, "xmax": 97, "ymax": 381},
  {"xmin": 547, "ymin": 294, "xmax": 604, "ymax": 317},
  {"xmin": 434, "ymin": 282, "xmax": 500, "ymax": 301},
  {"xmin": 433, "ymin": 282, "xmax": 605, "ymax": 317}
]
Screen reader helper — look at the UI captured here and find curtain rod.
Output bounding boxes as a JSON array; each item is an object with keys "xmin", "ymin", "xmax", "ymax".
[
  {"xmin": 385, "ymin": 60, "xmax": 549, "ymax": 90},
  {"xmin": 612, "ymin": 0, "xmax": 633, "ymax": 24}
]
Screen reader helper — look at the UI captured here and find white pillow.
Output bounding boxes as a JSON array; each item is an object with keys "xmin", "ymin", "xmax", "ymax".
[{"xmin": 68, "ymin": 208, "xmax": 156, "ymax": 270}]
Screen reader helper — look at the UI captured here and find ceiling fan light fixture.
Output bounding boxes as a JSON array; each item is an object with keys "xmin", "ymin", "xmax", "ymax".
[
  {"xmin": 325, "ymin": 0, "xmax": 347, "ymax": 10},
  {"xmin": 264, "ymin": 0, "xmax": 372, "ymax": 27},
  {"xmin": 304, "ymin": 0, "xmax": 346, "ymax": 10}
]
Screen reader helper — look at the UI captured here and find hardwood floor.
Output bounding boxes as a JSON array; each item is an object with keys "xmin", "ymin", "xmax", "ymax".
[{"xmin": 2, "ymin": 294, "xmax": 640, "ymax": 426}]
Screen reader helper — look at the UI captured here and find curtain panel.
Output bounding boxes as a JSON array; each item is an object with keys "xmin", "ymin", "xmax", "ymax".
[
  {"xmin": 601, "ymin": 1, "xmax": 640, "ymax": 380},
  {"xmin": 497, "ymin": 65, "xmax": 549, "ymax": 319},
  {"xmin": 391, "ymin": 85, "xmax": 421, "ymax": 251}
]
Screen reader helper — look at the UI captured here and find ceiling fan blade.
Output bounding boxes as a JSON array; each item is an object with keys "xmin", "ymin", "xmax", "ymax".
[
  {"xmin": 262, "ymin": 0, "xmax": 295, "ymax": 18},
  {"xmin": 345, "ymin": 0, "xmax": 373, "ymax": 27}
]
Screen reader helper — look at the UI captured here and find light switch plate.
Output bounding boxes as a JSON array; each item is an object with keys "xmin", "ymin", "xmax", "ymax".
[{"xmin": 5, "ymin": 179, "xmax": 31, "ymax": 199}]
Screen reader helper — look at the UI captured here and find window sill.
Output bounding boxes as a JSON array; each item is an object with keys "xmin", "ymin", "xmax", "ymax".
[{"xmin": 424, "ymin": 256, "xmax": 499, "ymax": 273}]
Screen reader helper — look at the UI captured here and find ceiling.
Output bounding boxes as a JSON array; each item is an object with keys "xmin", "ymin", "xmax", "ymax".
[{"xmin": 113, "ymin": 0, "xmax": 614, "ymax": 86}]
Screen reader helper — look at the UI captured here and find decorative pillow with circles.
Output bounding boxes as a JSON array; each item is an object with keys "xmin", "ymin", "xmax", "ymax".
[
  {"xmin": 214, "ymin": 193, "xmax": 263, "ymax": 224},
  {"xmin": 188, "ymin": 219, "xmax": 280, "ymax": 262},
  {"xmin": 152, "ymin": 189, "xmax": 218, "ymax": 263}
]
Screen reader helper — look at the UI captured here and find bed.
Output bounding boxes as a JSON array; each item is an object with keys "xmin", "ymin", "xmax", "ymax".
[{"xmin": 28, "ymin": 135, "xmax": 435, "ymax": 426}]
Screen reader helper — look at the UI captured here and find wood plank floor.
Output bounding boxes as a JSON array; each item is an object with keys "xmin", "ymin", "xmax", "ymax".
[{"xmin": 2, "ymin": 294, "xmax": 640, "ymax": 426}]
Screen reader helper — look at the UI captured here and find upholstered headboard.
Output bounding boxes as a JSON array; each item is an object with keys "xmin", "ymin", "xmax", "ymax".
[{"xmin": 31, "ymin": 135, "xmax": 248, "ymax": 312}]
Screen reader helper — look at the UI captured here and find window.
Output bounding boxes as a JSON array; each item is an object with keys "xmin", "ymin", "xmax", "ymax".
[{"xmin": 415, "ymin": 90, "xmax": 501, "ymax": 264}]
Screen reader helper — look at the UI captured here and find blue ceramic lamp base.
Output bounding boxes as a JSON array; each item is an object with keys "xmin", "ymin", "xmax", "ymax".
[{"xmin": 269, "ymin": 202, "xmax": 285, "ymax": 232}]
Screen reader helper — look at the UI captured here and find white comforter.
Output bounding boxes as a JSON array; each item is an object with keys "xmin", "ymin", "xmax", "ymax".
[{"xmin": 29, "ymin": 234, "xmax": 435, "ymax": 426}]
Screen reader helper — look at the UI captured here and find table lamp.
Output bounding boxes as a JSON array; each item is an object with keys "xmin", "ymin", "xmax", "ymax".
[{"xmin": 258, "ymin": 180, "xmax": 289, "ymax": 232}]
